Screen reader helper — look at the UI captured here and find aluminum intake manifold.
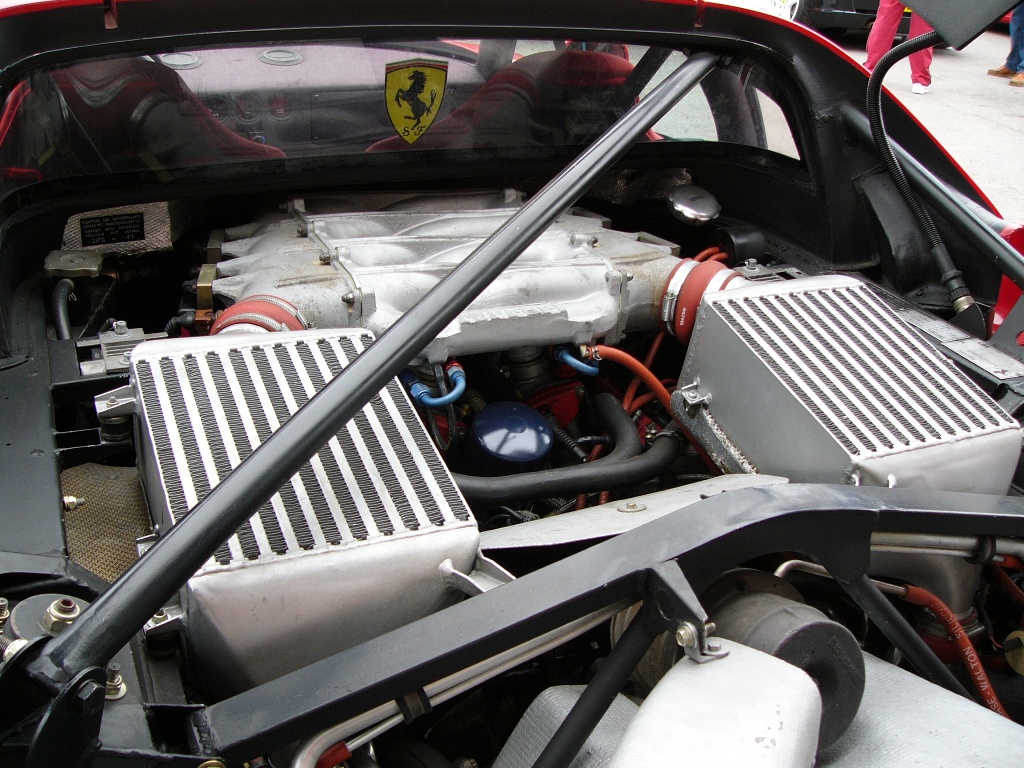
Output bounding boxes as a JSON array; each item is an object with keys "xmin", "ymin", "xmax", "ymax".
[{"xmin": 211, "ymin": 191, "xmax": 681, "ymax": 362}]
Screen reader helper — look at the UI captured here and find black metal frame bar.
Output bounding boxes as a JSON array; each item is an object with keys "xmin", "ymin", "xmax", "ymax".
[{"xmin": 183, "ymin": 484, "xmax": 1024, "ymax": 764}]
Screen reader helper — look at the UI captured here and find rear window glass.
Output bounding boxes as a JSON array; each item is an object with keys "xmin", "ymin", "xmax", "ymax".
[{"xmin": 0, "ymin": 39, "xmax": 801, "ymax": 201}]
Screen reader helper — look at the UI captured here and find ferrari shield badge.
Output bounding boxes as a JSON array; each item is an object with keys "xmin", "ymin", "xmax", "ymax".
[{"xmin": 385, "ymin": 59, "xmax": 448, "ymax": 144}]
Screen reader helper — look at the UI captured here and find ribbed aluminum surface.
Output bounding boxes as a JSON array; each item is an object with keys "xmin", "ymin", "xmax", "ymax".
[
  {"xmin": 131, "ymin": 329, "xmax": 471, "ymax": 568},
  {"xmin": 712, "ymin": 280, "xmax": 1016, "ymax": 456}
]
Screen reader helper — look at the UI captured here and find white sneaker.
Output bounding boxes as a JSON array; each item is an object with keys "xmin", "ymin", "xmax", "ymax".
[{"xmin": 911, "ymin": 83, "xmax": 930, "ymax": 95}]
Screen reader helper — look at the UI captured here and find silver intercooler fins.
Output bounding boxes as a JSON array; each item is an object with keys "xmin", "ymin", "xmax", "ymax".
[
  {"xmin": 129, "ymin": 329, "xmax": 479, "ymax": 692},
  {"xmin": 671, "ymin": 276, "xmax": 1022, "ymax": 493}
]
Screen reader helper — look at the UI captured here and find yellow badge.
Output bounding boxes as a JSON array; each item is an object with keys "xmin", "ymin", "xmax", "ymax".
[{"xmin": 385, "ymin": 59, "xmax": 448, "ymax": 144}]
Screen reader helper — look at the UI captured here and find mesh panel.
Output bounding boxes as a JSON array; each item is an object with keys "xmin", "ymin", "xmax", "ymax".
[{"xmin": 61, "ymin": 463, "xmax": 152, "ymax": 583}]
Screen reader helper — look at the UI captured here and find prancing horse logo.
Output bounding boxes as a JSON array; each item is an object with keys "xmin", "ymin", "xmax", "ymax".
[{"xmin": 385, "ymin": 59, "xmax": 448, "ymax": 144}]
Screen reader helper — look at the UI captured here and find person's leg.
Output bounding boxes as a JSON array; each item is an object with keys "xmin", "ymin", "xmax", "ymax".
[
  {"xmin": 908, "ymin": 12, "xmax": 934, "ymax": 86},
  {"xmin": 865, "ymin": 0, "xmax": 905, "ymax": 70},
  {"xmin": 1009, "ymin": 4, "xmax": 1024, "ymax": 73}
]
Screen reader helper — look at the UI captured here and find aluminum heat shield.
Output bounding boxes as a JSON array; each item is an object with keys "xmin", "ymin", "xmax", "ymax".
[
  {"xmin": 130, "ymin": 329, "xmax": 478, "ymax": 693},
  {"xmin": 670, "ymin": 276, "xmax": 1022, "ymax": 493}
]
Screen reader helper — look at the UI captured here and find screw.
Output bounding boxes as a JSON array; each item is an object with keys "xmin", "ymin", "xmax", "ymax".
[
  {"xmin": 197, "ymin": 761, "xmax": 228, "ymax": 768},
  {"xmin": 745, "ymin": 258, "xmax": 758, "ymax": 270},
  {"xmin": 617, "ymin": 501, "xmax": 647, "ymax": 513},
  {"xmin": 0, "ymin": 636, "xmax": 27, "ymax": 663},
  {"xmin": 105, "ymin": 662, "xmax": 127, "ymax": 700},
  {"xmin": 342, "ymin": 292, "xmax": 355, "ymax": 305},
  {"xmin": 62, "ymin": 496, "xmax": 86, "ymax": 512},
  {"xmin": 0, "ymin": 597, "xmax": 8, "ymax": 626},
  {"xmin": 112, "ymin": 320, "xmax": 128, "ymax": 335},
  {"xmin": 318, "ymin": 251, "xmax": 332, "ymax": 264},
  {"xmin": 675, "ymin": 621, "xmax": 698, "ymax": 649},
  {"xmin": 297, "ymin": 223, "xmax": 309, "ymax": 237},
  {"xmin": 73, "ymin": 679, "xmax": 105, "ymax": 716},
  {"xmin": 151, "ymin": 610, "xmax": 168, "ymax": 624}
]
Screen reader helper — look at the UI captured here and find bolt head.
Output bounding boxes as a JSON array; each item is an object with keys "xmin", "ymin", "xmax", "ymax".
[
  {"xmin": 73, "ymin": 680, "xmax": 105, "ymax": 716},
  {"xmin": 675, "ymin": 622, "xmax": 698, "ymax": 649},
  {"xmin": 112, "ymin": 320, "xmax": 128, "ymax": 335}
]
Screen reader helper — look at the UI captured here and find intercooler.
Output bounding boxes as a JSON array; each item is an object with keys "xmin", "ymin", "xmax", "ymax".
[
  {"xmin": 671, "ymin": 276, "xmax": 1022, "ymax": 493},
  {"xmin": 129, "ymin": 329, "xmax": 479, "ymax": 693}
]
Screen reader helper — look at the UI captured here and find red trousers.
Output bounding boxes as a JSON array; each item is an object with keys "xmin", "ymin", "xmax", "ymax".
[{"xmin": 864, "ymin": 0, "xmax": 934, "ymax": 86}]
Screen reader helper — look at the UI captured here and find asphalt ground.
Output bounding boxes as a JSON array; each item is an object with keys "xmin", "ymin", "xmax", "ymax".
[{"xmin": 838, "ymin": 26, "xmax": 1024, "ymax": 225}]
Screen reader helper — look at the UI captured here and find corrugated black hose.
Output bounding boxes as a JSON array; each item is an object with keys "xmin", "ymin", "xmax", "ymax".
[{"xmin": 865, "ymin": 30, "xmax": 983, "ymax": 331}]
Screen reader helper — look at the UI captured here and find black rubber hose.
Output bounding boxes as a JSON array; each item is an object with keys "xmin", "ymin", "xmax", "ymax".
[
  {"xmin": 531, "ymin": 610, "xmax": 654, "ymax": 768},
  {"xmin": 453, "ymin": 394, "xmax": 681, "ymax": 505},
  {"xmin": 551, "ymin": 423, "xmax": 589, "ymax": 463},
  {"xmin": 865, "ymin": 31, "xmax": 973, "ymax": 311},
  {"xmin": 51, "ymin": 278, "xmax": 75, "ymax": 340},
  {"xmin": 164, "ymin": 311, "xmax": 196, "ymax": 337}
]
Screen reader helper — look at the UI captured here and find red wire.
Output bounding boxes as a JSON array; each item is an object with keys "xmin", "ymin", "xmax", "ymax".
[
  {"xmin": 596, "ymin": 345, "xmax": 675, "ymax": 413},
  {"xmin": 622, "ymin": 331, "xmax": 665, "ymax": 412},
  {"xmin": 693, "ymin": 246, "xmax": 726, "ymax": 262},
  {"xmin": 594, "ymin": 344, "xmax": 717, "ymax": 474},
  {"xmin": 900, "ymin": 585, "xmax": 1009, "ymax": 718}
]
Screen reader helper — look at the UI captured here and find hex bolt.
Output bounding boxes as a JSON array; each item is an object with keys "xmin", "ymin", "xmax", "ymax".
[
  {"xmin": 73, "ymin": 679, "xmax": 106, "ymax": 717},
  {"xmin": 318, "ymin": 251, "xmax": 332, "ymax": 265},
  {"xmin": 105, "ymin": 662, "xmax": 127, "ymax": 700},
  {"xmin": 112, "ymin": 320, "xmax": 129, "ymax": 336},
  {"xmin": 744, "ymin": 258, "xmax": 758, "ymax": 270},
  {"xmin": 42, "ymin": 597, "xmax": 81, "ymax": 635},
  {"xmin": 151, "ymin": 610, "xmax": 168, "ymax": 624},
  {"xmin": 62, "ymin": 496, "xmax": 86, "ymax": 512},
  {"xmin": 675, "ymin": 621, "xmax": 698, "ymax": 649},
  {"xmin": 297, "ymin": 223, "xmax": 309, "ymax": 237}
]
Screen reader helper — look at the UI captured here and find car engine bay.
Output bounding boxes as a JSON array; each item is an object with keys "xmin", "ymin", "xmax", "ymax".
[
  {"xmin": 4, "ymin": 178, "xmax": 1021, "ymax": 766},
  {"xmin": 2, "ymin": 11, "xmax": 1024, "ymax": 764}
]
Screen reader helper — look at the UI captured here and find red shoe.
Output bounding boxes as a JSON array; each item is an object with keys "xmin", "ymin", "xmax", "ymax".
[{"xmin": 988, "ymin": 65, "xmax": 1015, "ymax": 78}]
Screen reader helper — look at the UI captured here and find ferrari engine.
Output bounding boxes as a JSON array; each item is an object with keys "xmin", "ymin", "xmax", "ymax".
[{"xmin": 82, "ymin": 190, "xmax": 1023, "ymax": 703}]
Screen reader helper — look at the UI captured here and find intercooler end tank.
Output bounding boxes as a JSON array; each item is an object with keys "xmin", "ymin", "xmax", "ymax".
[{"xmin": 671, "ymin": 275, "xmax": 1022, "ymax": 493}]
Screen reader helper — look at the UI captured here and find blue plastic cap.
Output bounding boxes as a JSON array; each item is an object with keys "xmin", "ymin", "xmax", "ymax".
[{"xmin": 465, "ymin": 402, "xmax": 554, "ymax": 476}]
